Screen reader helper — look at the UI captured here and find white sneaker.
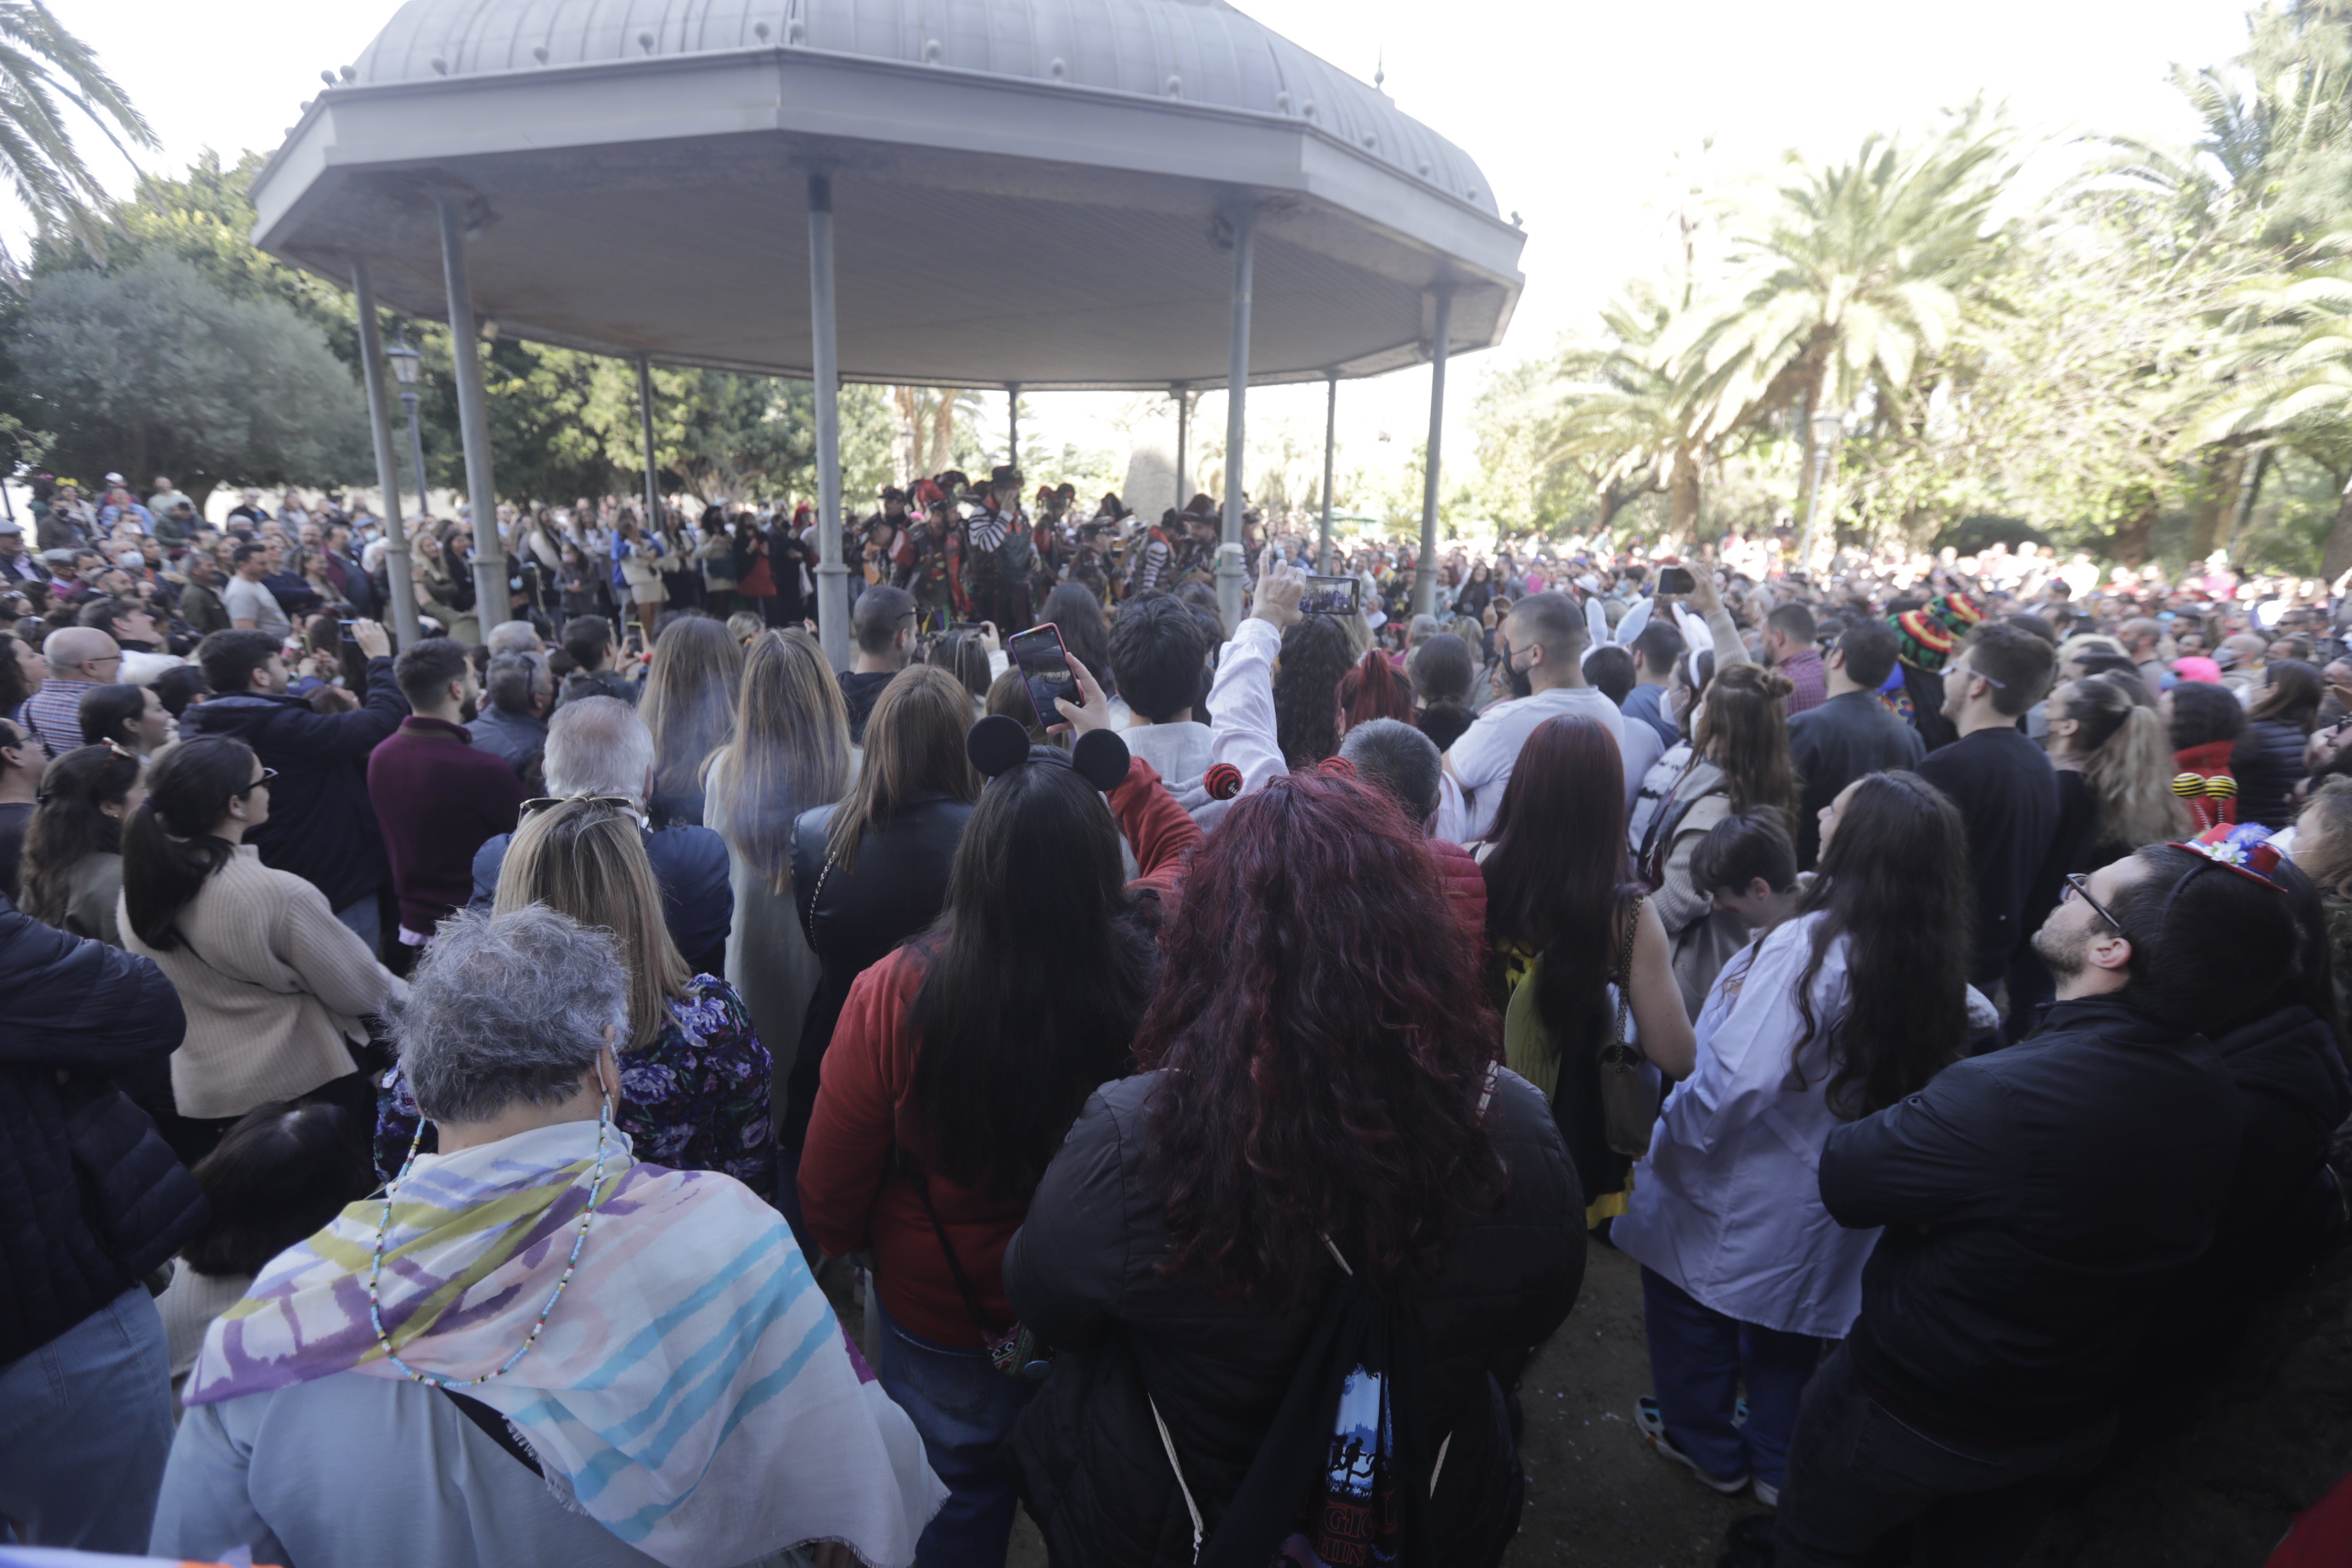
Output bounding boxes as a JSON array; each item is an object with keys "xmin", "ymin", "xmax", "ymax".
[{"xmin": 1634, "ymin": 1396, "xmax": 1749, "ymax": 1495}]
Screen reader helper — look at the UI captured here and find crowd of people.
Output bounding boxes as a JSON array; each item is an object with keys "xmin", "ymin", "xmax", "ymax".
[{"xmin": 3, "ymin": 460, "xmax": 2350, "ymax": 1568}]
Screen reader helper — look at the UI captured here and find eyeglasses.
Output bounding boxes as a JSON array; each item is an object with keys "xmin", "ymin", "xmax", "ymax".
[
  {"xmin": 520, "ymin": 794, "xmax": 641, "ymax": 820},
  {"xmin": 2061, "ymin": 873, "xmax": 2122, "ymax": 934},
  {"xmin": 232, "ymin": 767, "xmax": 278, "ymax": 797}
]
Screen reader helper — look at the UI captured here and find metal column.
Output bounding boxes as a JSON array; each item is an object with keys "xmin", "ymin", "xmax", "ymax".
[
  {"xmin": 1216, "ymin": 205, "xmax": 1256, "ymax": 633},
  {"xmin": 1319, "ymin": 373, "xmax": 1338, "ymax": 574},
  {"xmin": 636, "ymin": 356, "xmax": 660, "ymax": 531},
  {"xmin": 350, "ymin": 257, "xmax": 419, "ymax": 646},
  {"xmin": 1007, "ymin": 384, "xmax": 1020, "ymax": 469},
  {"xmin": 1172, "ymin": 386, "xmax": 1189, "ymax": 511},
  {"xmin": 435, "ymin": 192, "xmax": 507, "ymax": 639},
  {"xmin": 809, "ymin": 174, "xmax": 849, "ymax": 671},
  {"xmin": 1414, "ymin": 288, "xmax": 1453, "ymax": 618}
]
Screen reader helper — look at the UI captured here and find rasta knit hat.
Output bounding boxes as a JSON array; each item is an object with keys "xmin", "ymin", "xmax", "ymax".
[
  {"xmin": 1929, "ymin": 592, "xmax": 1985, "ymax": 633},
  {"xmin": 1892, "ymin": 608, "xmax": 1956, "ymax": 672}
]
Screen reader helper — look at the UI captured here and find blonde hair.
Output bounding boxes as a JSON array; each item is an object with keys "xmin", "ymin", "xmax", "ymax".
[
  {"xmin": 705, "ymin": 630, "xmax": 853, "ymax": 893},
  {"xmin": 2297, "ymin": 777, "xmax": 2352, "ymax": 895},
  {"xmin": 826, "ymin": 665, "xmax": 981, "ymax": 871},
  {"xmin": 494, "ymin": 797, "xmax": 690, "ymax": 1048},
  {"xmin": 638, "ymin": 616, "xmax": 743, "ymax": 818},
  {"xmin": 2059, "ymin": 674, "xmax": 2192, "ymax": 851}
]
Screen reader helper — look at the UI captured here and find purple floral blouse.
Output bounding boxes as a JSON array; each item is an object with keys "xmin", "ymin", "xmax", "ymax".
[{"xmin": 375, "ymin": 973, "xmax": 776, "ymax": 1201}]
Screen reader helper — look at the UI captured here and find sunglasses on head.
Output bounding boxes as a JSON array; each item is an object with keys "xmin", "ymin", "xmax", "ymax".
[{"xmin": 520, "ymin": 793, "xmax": 641, "ymax": 821}]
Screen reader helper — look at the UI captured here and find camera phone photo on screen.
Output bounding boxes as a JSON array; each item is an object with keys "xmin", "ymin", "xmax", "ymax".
[
  {"xmin": 1009, "ymin": 624, "xmax": 1077, "ymax": 729},
  {"xmin": 1301, "ymin": 575, "xmax": 1362, "ymax": 616}
]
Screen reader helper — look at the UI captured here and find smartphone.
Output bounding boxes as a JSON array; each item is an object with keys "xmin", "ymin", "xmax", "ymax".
[
  {"xmin": 1007, "ymin": 623, "xmax": 1079, "ymax": 729},
  {"xmin": 338, "ymin": 619, "xmax": 358, "ymax": 641},
  {"xmin": 1657, "ymin": 565, "xmax": 1696, "ymax": 596},
  {"xmin": 948, "ymin": 621, "xmax": 986, "ymax": 635},
  {"xmin": 1301, "ymin": 575, "xmax": 1361, "ymax": 616}
]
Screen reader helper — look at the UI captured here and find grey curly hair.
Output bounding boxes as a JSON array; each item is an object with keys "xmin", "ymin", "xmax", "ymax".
[{"xmin": 394, "ymin": 905, "xmax": 626, "ymax": 1125}]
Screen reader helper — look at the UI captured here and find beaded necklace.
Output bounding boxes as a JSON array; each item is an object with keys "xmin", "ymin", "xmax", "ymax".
[{"xmin": 367, "ymin": 1097, "xmax": 613, "ymax": 1388}]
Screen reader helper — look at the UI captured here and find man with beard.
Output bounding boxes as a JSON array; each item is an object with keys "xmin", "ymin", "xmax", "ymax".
[
  {"xmin": 1773, "ymin": 839, "xmax": 2266, "ymax": 1567},
  {"xmin": 367, "ymin": 637, "xmax": 527, "ymax": 949},
  {"xmin": 1433, "ymin": 589, "xmax": 1626, "ymax": 843}
]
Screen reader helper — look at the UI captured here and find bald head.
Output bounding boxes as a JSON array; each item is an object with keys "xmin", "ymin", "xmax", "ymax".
[
  {"xmin": 44, "ymin": 626, "xmax": 120, "ymax": 679},
  {"xmin": 2220, "ymin": 633, "xmax": 2268, "ymax": 672}
]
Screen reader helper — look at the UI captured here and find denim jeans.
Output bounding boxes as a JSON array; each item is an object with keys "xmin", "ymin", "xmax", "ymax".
[
  {"xmin": 1774, "ymin": 1345, "xmax": 2114, "ymax": 1567},
  {"xmin": 1640, "ymin": 1266, "xmax": 1823, "ymax": 1489},
  {"xmin": 0, "ymin": 1285, "xmax": 175, "ymax": 1550},
  {"xmin": 875, "ymin": 1301, "xmax": 1038, "ymax": 1568},
  {"xmin": 334, "ymin": 891, "xmax": 383, "ymax": 962}
]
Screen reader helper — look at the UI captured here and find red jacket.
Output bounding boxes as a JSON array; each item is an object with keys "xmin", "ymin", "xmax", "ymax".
[
  {"xmin": 1428, "ymin": 837, "xmax": 1488, "ymax": 966},
  {"xmin": 798, "ymin": 754, "xmax": 1199, "ymax": 1345}
]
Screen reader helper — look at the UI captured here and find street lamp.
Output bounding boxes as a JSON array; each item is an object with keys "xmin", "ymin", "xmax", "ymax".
[
  {"xmin": 1797, "ymin": 408, "xmax": 1844, "ymax": 570},
  {"xmin": 385, "ymin": 331, "xmax": 430, "ymax": 518}
]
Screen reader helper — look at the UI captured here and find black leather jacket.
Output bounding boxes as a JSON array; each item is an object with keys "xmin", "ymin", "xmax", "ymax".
[{"xmin": 782, "ymin": 793, "xmax": 973, "ymax": 1149}]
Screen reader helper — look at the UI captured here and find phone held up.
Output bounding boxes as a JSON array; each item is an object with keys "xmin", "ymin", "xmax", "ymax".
[
  {"xmin": 1008, "ymin": 623, "xmax": 1080, "ymax": 730},
  {"xmin": 1301, "ymin": 575, "xmax": 1361, "ymax": 616},
  {"xmin": 1657, "ymin": 565, "xmax": 1696, "ymax": 596}
]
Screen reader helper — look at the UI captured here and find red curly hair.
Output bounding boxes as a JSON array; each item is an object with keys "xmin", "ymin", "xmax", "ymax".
[{"xmin": 1135, "ymin": 771, "xmax": 1504, "ymax": 1302}]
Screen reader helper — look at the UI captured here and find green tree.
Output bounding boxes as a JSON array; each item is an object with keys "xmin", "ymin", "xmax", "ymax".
[
  {"xmin": 13, "ymin": 253, "xmax": 371, "ymax": 505},
  {"xmin": 0, "ymin": 1, "xmax": 155, "ymax": 280},
  {"xmin": 1675, "ymin": 109, "xmax": 2015, "ymax": 528}
]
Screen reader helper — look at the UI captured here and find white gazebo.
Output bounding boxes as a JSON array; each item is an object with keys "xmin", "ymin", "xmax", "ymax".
[{"xmin": 252, "ymin": 0, "xmax": 1525, "ymax": 656}]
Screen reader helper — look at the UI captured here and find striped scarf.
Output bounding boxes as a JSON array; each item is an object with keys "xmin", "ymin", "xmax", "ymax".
[{"xmin": 187, "ymin": 1121, "xmax": 944, "ymax": 1567}]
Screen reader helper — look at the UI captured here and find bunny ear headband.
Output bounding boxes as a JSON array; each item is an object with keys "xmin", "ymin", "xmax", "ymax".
[{"xmin": 966, "ymin": 713, "xmax": 1131, "ymax": 792}]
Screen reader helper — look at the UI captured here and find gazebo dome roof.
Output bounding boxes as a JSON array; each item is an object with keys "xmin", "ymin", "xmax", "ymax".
[
  {"xmin": 257, "ymin": 0, "xmax": 1524, "ymax": 390},
  {"xmin": 347, "ymin": 0, "xmax": 1499, "ymax": 217}
]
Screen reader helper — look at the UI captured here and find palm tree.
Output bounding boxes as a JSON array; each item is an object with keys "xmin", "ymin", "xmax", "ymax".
[
  {"xmin": 2181, "ymin": 243, "xmax": 2352, "ymax": 574},
  {"xmin": 0, "ymin": 0, "xmax": 154, "ymax": 281},
  {"xmin": 1671, "ymin": 111, "xmax": 2013, "ymax": 533},
  {"xmin": 1518, "ymin": 279, "xmax": 1737, "ymax": 539}
]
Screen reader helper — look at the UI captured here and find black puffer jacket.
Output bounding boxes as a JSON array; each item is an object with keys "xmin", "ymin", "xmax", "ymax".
[
  {"xmin": 1, "ymin": 894, "xmax": 206, "ymax": 1361},
  {"xmin": 1004, "ymin": 1069, "xmax": 1583, "ymax": 1568},
  {"xmin": 2233, "ymin": 717, "xmax": 2311, "ymax": 830},
  {"xmin": 782, "ymin": 795, "xmax": 973, "ymax": 1148}
]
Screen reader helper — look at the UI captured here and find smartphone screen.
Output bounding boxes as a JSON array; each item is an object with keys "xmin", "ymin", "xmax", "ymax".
[
  {"xmin": 1008, "ymin": 624, "xmax": 1077, "ymax": 729},
  {"xmin": 1301, "ymin": 575, "xmax": 1361, "ymax": 616},
  {"xmin": 338, "ymin": 619, "xmax": 358, "ymax": 641},
  {"xmin": 1658, "ymin": 565, "xmax": 1695, "ymax": 596}
]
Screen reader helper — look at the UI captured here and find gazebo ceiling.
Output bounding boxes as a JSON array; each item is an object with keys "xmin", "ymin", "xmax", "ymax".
[{"xmin": 253, "ymin": 0, "xmax": 1525, "ymax": 390}]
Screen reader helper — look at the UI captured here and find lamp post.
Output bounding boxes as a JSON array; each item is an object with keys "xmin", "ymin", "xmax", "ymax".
[
  {"xmin": 386, "ymin": 332, "xmax": 430, "ymax": 516},
  {"xmin": 1797, "ymin": 408, "xmax": 1844, "ymax": 570}
]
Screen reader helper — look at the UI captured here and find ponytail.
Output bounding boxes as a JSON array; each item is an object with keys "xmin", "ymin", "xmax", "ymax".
[
  {"xmin": 121, "ymin": 736, "xmax": 253, "ymax": 950},
  {"xmin": 2067, "ymin": 674, "xmax": 2193, "ymax": 852}
]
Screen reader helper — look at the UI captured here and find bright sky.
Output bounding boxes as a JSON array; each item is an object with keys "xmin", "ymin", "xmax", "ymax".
[{"xmin": 48, "ymin": 0, "xmax": 2260, "ymax": 511}]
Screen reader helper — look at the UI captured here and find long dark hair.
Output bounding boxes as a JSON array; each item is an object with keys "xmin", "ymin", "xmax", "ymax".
[
  {"xmin": 121, "ymin": 736, "xmax": 254, "ymax": 950},
  {"xmin": 182, "ymin": 1102, "xmax": 375, "ymax": 1277},
  {"xmin": 1273, "ymin": 615, "xmax": 1354, "ymax": 768},
  {"xmin": 1136, "ymin": 773, "xmax": 1503, "ymax": 1302},
  {"xmin": 2251, "ymin": 659, "xmax": 2324, "ymax": 734},
  {"xmin": 1481, "ymin": 716, "xmax": 1637, "ymax": 1052},
  {"xmin": 75, "ymin": 683, "xmax": 147, "ymax": 749},
  {"xmin": 1790, "ymin": 770, "xmax": 1971, "ymax": 1118},
  {"xmin": 1041, "ymin": 584, "xmax": 1116, "ymax": 698},
  {"xmin": 908, "ymin": 760, "xmax": 1156, "ymax": 1199},
  {"xmin": 824, "ymin": 666, "xmax": 979, "ymax": 871},
  {"xmin": 18, "ymin": 743, "xmax": 142, "ymax": 927}
]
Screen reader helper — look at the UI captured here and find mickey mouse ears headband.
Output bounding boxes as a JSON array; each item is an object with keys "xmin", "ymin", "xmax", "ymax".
[{"xmin": 966, "ymin": 714, "xmax": 1130, "ymax": 791}]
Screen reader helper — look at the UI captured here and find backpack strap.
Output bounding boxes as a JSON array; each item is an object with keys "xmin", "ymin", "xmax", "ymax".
[{"xmin": 1150, "ymin": 1393, "xmax": 1207, "ymax": 1564}]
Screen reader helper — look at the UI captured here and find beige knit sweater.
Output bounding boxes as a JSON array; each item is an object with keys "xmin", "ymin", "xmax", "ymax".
[{"xmin": 121, "ymin": 845, "xmax": 406, "ymax": 1120}]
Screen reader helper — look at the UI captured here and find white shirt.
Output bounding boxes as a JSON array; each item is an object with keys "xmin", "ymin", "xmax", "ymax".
[
  {"xmin": 1438, "ymin": 684, "xmax": 1629, "ymax": 844},
  {"xmin": 1614, "ymin": 704, "xmax": 1663, "ymax": 818},
  {"xmin": 1611, "ymin": 912, "xmax": 1883, "ymax": 1340}
]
